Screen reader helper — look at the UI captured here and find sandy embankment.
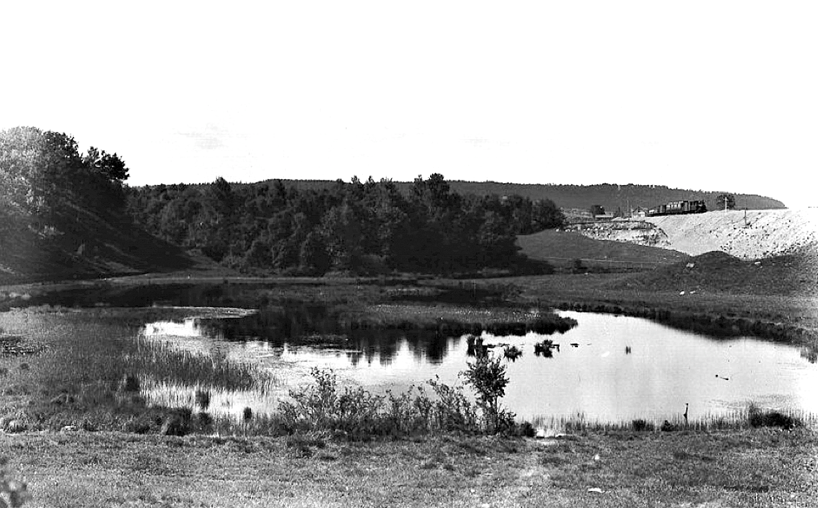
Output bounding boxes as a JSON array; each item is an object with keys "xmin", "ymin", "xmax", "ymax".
[{"xmin": 644, "ymin": 208, "xmax": 818, "ymax": 259}]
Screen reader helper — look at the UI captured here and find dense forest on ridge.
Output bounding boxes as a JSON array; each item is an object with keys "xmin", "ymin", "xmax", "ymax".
[{"xmin": 126, "ymin": 175, "xmax": 565, "ymax": 275}]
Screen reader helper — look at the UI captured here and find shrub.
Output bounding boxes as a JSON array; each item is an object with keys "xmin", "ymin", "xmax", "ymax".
[
  {"xmin": 660, "ymin": 420, "xmax": 675, "ymax": 432},
  {"xmin": 461, "ymin": 355, "xmax": 515, "ymax": 434},
  {"xmin": 632, "ymin": 419, "xmax": 653, "ymax": 431},
  {"xmin": 160, "ymin": 408, "xmax": 192, "ymax": 436},
  {"xmin": 194, "ymin": 389, "xmax": 211, "ymax": 410},
  {"xmin": 426, "ymin": 377, "xmax": 478, "ymax": 432},
  {"xmin": 748, "ymin": 403, "xmax": 800, "ymax": 430},
  {"xmin": 277, "ymin": 368, "xmax": 483, "ymax": 437}
]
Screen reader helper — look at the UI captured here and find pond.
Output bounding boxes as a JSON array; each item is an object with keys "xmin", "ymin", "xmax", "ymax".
[{"xmin": 140, "ymin": 308, "xmax": 818, "ymax": 424}]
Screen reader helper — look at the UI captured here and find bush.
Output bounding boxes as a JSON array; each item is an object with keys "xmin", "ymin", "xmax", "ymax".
[
  {"xmin": 748, "ymin": 403, "xmax": 800, "ymax": 430},
  {"xmin": 277, "ymin": 367, "xmax": 483, "ymax": 437},
  {"xmin": 632, "ymin": 419, "xmax": 654, "ymax": 432},
  {"xmin": 461, "ymin": 355, "xmax": 515, "ymax": 434},
  {"xmin": 194, "ymin": 389, "xmax": 211, "ymax": 410}
]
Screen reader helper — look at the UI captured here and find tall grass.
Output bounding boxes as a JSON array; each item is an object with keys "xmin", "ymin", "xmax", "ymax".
[
  {"xmin": 0, "ymin": 308, "xmax": 278, "ymax": 432},
  {"xmin": 529, "ymin": 405, "xmax": 817, "ymax": 434}
]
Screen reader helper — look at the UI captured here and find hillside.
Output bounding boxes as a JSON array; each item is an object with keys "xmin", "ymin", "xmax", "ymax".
[
  {"xmin": 257, "ymin": 179, "xmax": 785, "ymax": 212},
  {"xmin": 643, "ymin": 209, "xmax": 818, "ymax": 259},
  {"xmin": 609, "ymin": 250, "xmax": 818, "ymax": 296},
  {"xmin": 0, "ymin": 207, "xmax": 193, "ymax": 285},
  {"xmin": 0, "ymin": 127, "xmax": 194, "ymax": 285},
  {"xmin": 517, "ymin": 229, "xmax": 689, "ymax": 271}
]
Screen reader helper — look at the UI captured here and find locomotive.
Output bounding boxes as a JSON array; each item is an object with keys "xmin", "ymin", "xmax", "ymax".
[{"xmin": 647, "ymin": 200, "xmax": 707, "ymax": 216}]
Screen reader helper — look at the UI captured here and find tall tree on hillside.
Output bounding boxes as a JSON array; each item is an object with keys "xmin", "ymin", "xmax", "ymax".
[
  {"xmin": 0, "ymin": 126, "xmax": 130, "ymax": 221},
  {"xmin": 716, "ymin": 193, "xmax": 736, "ymax": 211}
]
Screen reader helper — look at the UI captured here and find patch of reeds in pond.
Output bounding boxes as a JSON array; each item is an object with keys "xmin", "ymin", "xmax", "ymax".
[
  {"xmin": 138, "ymin": 377, "xmax": 280, "ymax": 422},
  {"xmin": 341, "ymin": 304, "xmax": 577, "ymax": 337},
  {"xmin": 131, "ymin": 335, "xmax": 272, "ymax": 392},
  {"xmin": 528, "ymin": 404, "xmax": 817, "ymax": 434}
]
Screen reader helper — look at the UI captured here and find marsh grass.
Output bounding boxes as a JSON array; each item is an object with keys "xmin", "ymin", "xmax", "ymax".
[
  {"xmin": 0, "ymin": 308, "xmax": 278, "ymax": 433},
  {"xmin": 529, "ymin": 405, "xmax": 816, "ymax": 434}
]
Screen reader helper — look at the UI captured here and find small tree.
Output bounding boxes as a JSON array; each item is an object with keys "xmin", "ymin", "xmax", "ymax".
[
  {"xmin": 716, "ymin": 193, "xmax": 736, "ymax": 211},
  {"xmin": 461, "ymin": 355, "xmax": 514, "ymax": 433},
  {"xmin": 589, "ymin": 204, "xmax": 605, "ymax": 217}
]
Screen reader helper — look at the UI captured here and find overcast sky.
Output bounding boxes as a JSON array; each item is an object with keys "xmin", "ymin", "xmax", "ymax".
[{"xmin": 2, "ymin": 1, "xmax": 816, "ymax": 207}]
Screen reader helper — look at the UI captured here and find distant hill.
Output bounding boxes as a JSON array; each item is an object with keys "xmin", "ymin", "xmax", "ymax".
[{"xmin": 255, "ymin": 180, "xmax": 785, "ymax": 212}]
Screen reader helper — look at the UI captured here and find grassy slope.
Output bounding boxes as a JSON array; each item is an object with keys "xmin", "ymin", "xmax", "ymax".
[
  {"xmin": 0, "ymin": 203, "xmax": 194, "ymax": 285},
  {"xmin": 2, "ymin": 430, "xmax": 816, "ymax": 508},
  {"xmin": 517, "ymin": 229, "xmax": 689, "ymax": 270},
  {"xmin": 606, "ymin": 250, "xmax": 818, "ymax": 296}
]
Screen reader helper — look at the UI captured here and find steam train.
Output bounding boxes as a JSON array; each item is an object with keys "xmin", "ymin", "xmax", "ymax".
[{"xmin": 647, "ymin": 200, "xmax": 707, "ymax": 217}]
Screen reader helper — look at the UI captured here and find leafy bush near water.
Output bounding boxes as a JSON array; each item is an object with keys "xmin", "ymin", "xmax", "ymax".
[
  {"xmin": 277, "ymin": 366, "xmax": 522, "ymax": 438},
  {"xmin": 747, "ymin": 403, "xmax": 801, "ymax": 430}
]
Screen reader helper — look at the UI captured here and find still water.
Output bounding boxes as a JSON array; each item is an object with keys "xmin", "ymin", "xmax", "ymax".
[{"xmin": 141, "ymin": 310, "xmax": 818, "ymax": 423}]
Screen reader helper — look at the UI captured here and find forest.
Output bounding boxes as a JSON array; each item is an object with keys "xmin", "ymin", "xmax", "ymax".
[
  {"xmin": 1, "ymin": 126, "xmax": 564, "ymax": 278},
  {"xmin": 126, "ymin": 175, "xmax": 565, "ymax": 275},
  {"xmin": 0, "ymin": 127, "xmax": 129, "ymax": 237}
]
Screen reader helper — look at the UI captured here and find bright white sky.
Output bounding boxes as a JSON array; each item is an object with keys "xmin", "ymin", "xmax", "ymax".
[{"xmin": 1, "ymin": 1, "xmax": 816, "ymax": 207}]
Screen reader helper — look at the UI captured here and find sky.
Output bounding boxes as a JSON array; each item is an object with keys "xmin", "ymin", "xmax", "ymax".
[{"xmin": 1, "ymin": 1, "xmax": 816, "ymax": 208}]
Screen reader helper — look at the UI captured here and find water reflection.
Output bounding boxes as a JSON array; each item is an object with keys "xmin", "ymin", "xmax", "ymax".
[{"xmin": 141, "ymin": 310, "xmax": 818, "ymax": 423}]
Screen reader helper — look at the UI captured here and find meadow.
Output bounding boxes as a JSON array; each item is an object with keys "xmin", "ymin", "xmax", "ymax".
[{"xmin": 2, "ymin": 275, "xmax": 817, "ymax": 507}]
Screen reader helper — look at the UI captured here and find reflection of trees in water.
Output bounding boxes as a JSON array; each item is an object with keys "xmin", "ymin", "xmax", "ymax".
[
  {"xmin": 196, "ymin": 304, "xmax": 341, "ymax": 343},
  {"xmin": 801, "ymin": 346, "xmax": 818, "ymax": 364},
  {"xmin": 193, "ymin": 304, "xmax": 461, "ymax": 365}
]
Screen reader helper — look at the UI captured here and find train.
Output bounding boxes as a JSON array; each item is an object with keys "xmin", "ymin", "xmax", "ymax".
[{"xmin": 647, "ymin": 200, "xmax": 707, "ymax": 216}]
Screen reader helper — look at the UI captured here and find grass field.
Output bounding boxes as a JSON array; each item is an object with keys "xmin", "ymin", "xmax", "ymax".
[
  {"xmin": 2, "ymin": 429, "xmax": 816, "ymax": 507},
  {"xmin": 517, "ymin": 229, "xmax": 689, "ymax": 271},
  {"xmin": 3, "ymin": 271, "xmax": 818, "ymax": 507}
]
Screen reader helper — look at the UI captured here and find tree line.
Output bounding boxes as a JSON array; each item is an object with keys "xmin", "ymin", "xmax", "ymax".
[
  {"xmin": 1, "ymin": 126, "xmax": 565, "ymax": 277},
  {"xmin": 0, "ymin": 126, "xmax": 129, "ymax": 236},
  {"xmin": 127, "ymin": 174, "xmax": 565, "ymax": 275}
]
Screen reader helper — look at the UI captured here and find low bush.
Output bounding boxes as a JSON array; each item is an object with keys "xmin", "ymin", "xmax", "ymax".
[
  {"xmin": 748, "ymin": 403, "xmax": 800, "ymax": 430},
  {"xmin": 632, "ymin": 419, "xmax": 654, "ymax": 432},
  {"xmin": 278, "ymin": 367, "xmax": 499, "ymax": 438}
]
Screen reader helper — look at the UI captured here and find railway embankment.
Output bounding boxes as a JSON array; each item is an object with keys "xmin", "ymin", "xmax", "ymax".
[{"xmin": 573, "ymin": 208, "xmax": 818, "ymax": 260}]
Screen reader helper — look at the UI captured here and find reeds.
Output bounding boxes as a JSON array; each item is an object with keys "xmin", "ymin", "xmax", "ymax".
[{"xmin": 528, "ymin": 405, "xmax": 817, "ymax": 434}]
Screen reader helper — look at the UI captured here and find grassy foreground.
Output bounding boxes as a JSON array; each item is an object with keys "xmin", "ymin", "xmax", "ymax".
[
  {"xmin": 2, "ymin": 429, "xmax": 816, "ymax": 507},
  {"xmin": 3, "ymin": 273, "xmax": 818, "ymax": 507}
]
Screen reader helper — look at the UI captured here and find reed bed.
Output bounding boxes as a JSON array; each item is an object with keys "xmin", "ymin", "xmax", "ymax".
[
  {"xmin": 0, "ymin": 307, "xmax": 278, "ymax": 433},
  {"xmin": 529, "ymin": 406, "xmax": 818, "ymax": 434},
  {"xmin": 138, "ymin": 378, "xmax": 280, "ymax": 421}
]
